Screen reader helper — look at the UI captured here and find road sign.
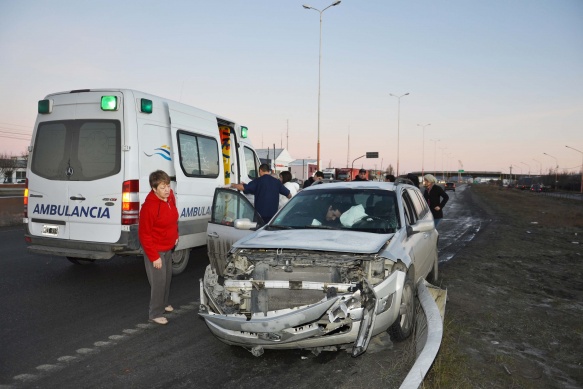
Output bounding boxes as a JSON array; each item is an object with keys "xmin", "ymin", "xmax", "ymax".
[
  {"xmin": 458, "ymin": 170, "xmax": 465, "ymax": 172},
  {"xmin": 366, "ymin": 152, "xmax": 378, "ymax": 158}
]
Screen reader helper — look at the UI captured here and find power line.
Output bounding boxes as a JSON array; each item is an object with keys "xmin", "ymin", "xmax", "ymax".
[{"xmin": 0, "ymin": 134, "xmax": 31, "ymax": 141}]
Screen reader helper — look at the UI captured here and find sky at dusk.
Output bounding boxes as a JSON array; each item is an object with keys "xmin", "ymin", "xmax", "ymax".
[{"xmin": 1, "ymin": 0, "xmax": 582, "ymax": 176}]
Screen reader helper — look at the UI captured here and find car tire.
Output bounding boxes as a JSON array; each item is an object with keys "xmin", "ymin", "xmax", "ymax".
[
  {"xmin": 172, "ymin": 249, "xmax": 190, "ymax": 275},
  {"xmin": 66, "ymin": 257, "xmax": 96, "ymax": 265},
  {"xmin": 388, "ymin": 276, "xmax": 416, "ymax": 341}
]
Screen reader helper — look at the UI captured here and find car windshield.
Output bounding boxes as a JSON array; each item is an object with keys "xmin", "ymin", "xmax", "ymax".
[{"xmin": 269, "ymin": 188, "xmax": 400, "ymax": 234}]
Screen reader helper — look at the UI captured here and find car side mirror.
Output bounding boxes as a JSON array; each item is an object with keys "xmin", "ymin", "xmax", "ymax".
[
  {"xmin": 234, "ymin": 218, "xmax": 258, "ymax": 230},
  {"xmin": 407, "ymin": 219, "xmax": 435, "ymax": 237}
]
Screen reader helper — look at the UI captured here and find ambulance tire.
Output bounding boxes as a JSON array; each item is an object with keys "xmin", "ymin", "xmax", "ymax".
[
  {"xmin": 171, "ymin": 249, "xmax": 190, "ymax": 275},
  {"xmin": 67, "ymin": 257, "xmax": 96, "ymax": 265}
]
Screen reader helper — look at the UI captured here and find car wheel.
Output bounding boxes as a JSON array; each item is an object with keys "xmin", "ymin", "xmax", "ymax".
[
  {"xmin": 67, "ymin": 257, "xmax": 96, "ymax": 265},
  {"xmin": 388, "ymin": 276, "xmax": 416, "ymax": 341},
  {"xmin": 172, "ymin": 249, "xmax": 190, "ymax": 275}
]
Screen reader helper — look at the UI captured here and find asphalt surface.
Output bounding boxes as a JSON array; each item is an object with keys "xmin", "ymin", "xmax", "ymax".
[{"xmin": 0, "ymin": 184, "xmax": 482, "ymax": 389}]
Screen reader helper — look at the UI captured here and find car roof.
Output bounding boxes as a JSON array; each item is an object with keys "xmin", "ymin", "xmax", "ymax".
[{"xmin": 303, "ymin": 181, "xmax": 417, "ymax": 192}]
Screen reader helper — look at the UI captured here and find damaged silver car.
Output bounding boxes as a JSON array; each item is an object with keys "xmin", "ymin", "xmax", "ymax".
[{"xmin": 200, "ymin": 181, "xmax": 438, "ymax": 357}]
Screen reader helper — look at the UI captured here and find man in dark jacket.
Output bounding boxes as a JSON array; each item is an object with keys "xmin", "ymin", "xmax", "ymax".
[
  {"xmin": 231, "ymin": 164, "xmax": 290, "ymax": 222},
  {"xmin": 353, "ymin": 169, "xmax": 368, "ymax": 181},
  {"xmin": 303, "ymin": 171, "xmax": 324, "ymax": 188}
]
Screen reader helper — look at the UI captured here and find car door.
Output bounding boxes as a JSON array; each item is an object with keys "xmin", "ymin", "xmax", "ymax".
[
  {"xmin": 206, "ymin": 188, "xmax": 264, "ymax": 275},
  {"xmin": 401, "ymin": 190, "xmax": 429, "ymax": 280},
  {"xmin": 405, "ymin": 188, "xmax": 437, "ymax": 278}
]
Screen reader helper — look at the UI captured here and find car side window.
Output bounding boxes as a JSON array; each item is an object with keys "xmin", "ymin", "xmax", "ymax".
[
  {"xmin": 177, "ymin": 130, "xmax": 219, "ymax": 178},
  {"xmin": 244, "ymin": 146, "xmax": 259, "ymax": 180},
  {"xmin": 401, "ymin": 191, "xmax": 418, "ymax": 225},
  {"xmin": 407, "ymin": 188, "xmax": 428, "ymax": 219},
  {"xmin": 211, "ymin": 188, "xmax": 263, "ymax": 227}
]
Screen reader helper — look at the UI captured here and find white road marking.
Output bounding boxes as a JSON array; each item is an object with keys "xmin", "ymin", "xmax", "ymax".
[{"xmin": 6, "ymin": 301, "xmax": 200, "ymax": 386}]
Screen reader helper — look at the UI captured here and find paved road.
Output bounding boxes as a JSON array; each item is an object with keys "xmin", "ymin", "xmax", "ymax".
[{"xmin": 0, "ymin": 184, "xmax": 483, "ymax": 389}]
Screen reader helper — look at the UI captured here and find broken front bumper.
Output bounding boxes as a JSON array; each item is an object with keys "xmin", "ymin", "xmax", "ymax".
[{"xmin": 198, "ymin": 266, "xmax": 405, "ymax": 356}]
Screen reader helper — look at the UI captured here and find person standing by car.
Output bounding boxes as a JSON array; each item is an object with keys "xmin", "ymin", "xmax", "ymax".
[
  {"xmin": 139, "ymin": 170, "xmax": 179, "ymax": 325},
  {"xmin": 303, "ymin": 171, "xmax": 325, "ymax": 188},
  {"xmin": 422, "ymin": 174, "xmax": 449, "ymax": 227},
  {"xmin": 231, "ymin": 163, "xmax": 291, "ymax": 222},
  {"xmin": 353, "ymin": 169, "xmax": 368, "ymax": 181},
  {"xmin": 278, "ymin": 170, "xmax": 299, "ymax": 209}
]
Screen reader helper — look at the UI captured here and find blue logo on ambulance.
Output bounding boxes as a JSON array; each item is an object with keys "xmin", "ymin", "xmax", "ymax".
[{"xmin": 144, "ymin": 145, "xmax": 171, "ymax": 161}]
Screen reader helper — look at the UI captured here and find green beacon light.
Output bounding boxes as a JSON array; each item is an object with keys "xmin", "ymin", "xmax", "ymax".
[
  {"xmin": 38, "ymin": 99, "xmax": 53, "ymax": 114},
  {"xmin": 101, "ymin": 96, "xmax": 118, "ymax": 111},
  {"xmin": 241, "ymin": 126, "xmax": 248, "ymax": 139},
  {"xmin": 140, "ymin": 98, "xmax": 153, "ymax": 114}
]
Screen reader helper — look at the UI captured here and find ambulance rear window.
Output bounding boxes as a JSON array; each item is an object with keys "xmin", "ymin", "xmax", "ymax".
[{"xmin": 31, "ymin": 120, "xmax": 121, "ymax": 181}]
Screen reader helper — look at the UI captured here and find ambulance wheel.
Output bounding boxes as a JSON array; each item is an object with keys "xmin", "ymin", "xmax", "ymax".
[
  {"xmin": 172, "ymin": 249, "xmax": 190, "ymax": 275},
  {"xmin": 67, "ymin": 257, "xmax": 96, "ymax": 265}
]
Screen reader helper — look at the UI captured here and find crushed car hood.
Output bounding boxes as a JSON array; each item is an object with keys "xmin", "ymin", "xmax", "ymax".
[{"xmin": 233, "ymin": 229, "xmax": 392, "ymax": 254}]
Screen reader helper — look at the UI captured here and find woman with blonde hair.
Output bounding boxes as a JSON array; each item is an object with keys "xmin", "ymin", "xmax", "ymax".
[{"xmin": 422, "ymin": 174, "xmax": 449, "ymax": 227}]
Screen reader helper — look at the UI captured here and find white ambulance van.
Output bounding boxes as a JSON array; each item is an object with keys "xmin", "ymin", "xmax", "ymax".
[{"xmin": 24, "ymin": 89, "xmax": 260, "ymax": 274}]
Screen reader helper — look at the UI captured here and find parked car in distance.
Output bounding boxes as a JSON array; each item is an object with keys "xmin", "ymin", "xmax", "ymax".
[
  {"xmin": 200, "ymin": 181, "xmax": 439, "ymax": 357},
  {"xmin": 531, "ymin": 184, "xmax": 551, "ymax": 192},
  {"xmin": 444, "ymin": 182, "xmax": 456, "ymax": 191}
]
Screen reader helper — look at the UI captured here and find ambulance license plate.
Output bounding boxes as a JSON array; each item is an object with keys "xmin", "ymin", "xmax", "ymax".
[{"xmin": 42, "ymin": 225, "xmax": 59, "ymax": 236}]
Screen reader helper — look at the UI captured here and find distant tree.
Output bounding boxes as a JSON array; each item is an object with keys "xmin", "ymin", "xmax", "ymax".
[
  {"xmin": 385, "ymin": 164, "xmax": 395, "ymax": 175},
  {"xmin": 0, "ymin": 153, "xmax": 19, "ymax": 183}
]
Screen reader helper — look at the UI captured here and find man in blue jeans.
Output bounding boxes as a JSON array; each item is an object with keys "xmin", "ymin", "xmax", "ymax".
[{"xmin": 231, "ymin": 164, "xmax": 291, "ymax": 222}]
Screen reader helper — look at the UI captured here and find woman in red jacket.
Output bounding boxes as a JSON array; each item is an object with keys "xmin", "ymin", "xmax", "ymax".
[{"xmin": 139, "ymin": 170, "xmax": 179, "ymax": 325}]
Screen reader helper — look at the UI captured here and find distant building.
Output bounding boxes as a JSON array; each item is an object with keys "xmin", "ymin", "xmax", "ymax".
[
  {"xmin": 255, "ymin": 148, "xmax": 294, "ymax": 175},
  {"xmin": 289, "ymin": 159, "xmax": 318, "ymax": 182}
]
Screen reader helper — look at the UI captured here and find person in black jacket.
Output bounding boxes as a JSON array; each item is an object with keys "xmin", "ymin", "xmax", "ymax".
[
  {"xmin": 422, "ymin": 174, "xmax": 449, "ymax": 227},
  {"xmin": 353, "ymin": 169, "xmax": 368, "ymax": 181}
]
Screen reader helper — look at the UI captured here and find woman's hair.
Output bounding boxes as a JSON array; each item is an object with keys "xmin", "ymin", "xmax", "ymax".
[
  {"xmin": 423, "ymin": 174, "xmax": 438, "ymax": 184},
  {"xmin": 149, "ymin": 170, "xmax": 171, "ymax": 189},
  {"xmin": 280, "ymin": 170, "xmax": 292, "ymax": 184}
]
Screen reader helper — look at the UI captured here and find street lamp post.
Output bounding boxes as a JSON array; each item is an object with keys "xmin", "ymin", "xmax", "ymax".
[
  {"xmin": 543, "ymin": 152, "xmax": 559, "ymax": 190},
  {"xmin": 520, "ymin": 162, "xmax": 531, "ymax": 177},
  {"xmin": 565, "ymin": 145, "xmax": 583, "ymax": 194},
  {"xmin": 430, "ymin": 139, "xmax": 440, "ymax": 177},
  {"xmin": 512, "ymin": 164, "xmax": 523, "ymax": 182},
  {"xmin": 439, "ymin": 147, "xmax": 448, "ymax": 182},
  {"xmin": 533, "ymin": 159, "xmax": 542, "ymax": 176},
  {"xmin": 389, "ymin": 92, "xmax": 409, "ymax": 176},
  {"xmin": 417, "ymin": 123, "xmax": 431, "ymax": 178},
  {"xmin": 303, "ymin": 1, "xmax": 341, "ymax": 171}
]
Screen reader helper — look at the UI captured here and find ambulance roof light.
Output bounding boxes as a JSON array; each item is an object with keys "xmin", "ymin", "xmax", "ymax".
[
  {"xmin": 241, "ymin": 126, "xmax": 248, "ymax": 138},
  {"xmin": 140, "ymin": 98, "xmax": 153, "ymax": 114},
  {"xmin": 101, "ymin": 96, "xmax": 118, "ymax": 111},
  {"xmin": 38, "ymin": 99, "xmax": 53, "ymax": 114}
]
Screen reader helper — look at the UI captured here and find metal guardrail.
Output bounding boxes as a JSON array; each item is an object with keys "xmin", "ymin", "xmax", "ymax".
[{"xmin": 400, "ymin": 281, "xmax": 447, "ymax": 389}]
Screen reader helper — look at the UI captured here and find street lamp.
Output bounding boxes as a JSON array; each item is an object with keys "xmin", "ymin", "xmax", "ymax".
[
  {"xmin": 439, "ymin": 146, "xmax": 448, "ymax": 182},
  {"xmin": 520, "ymin": 162, "xmax": 531, "ymax": 177},
  {"xmin": 512, "ymin": 164, "xmax": 523, "ymax": 180},
  {"xmin": 417, "ymin": 123, "xmax": 431, "ymax": 177},
  {"xmin": 303, "ymin": 1, "xmax": 341, "ymax": 171},
  {"xmin": 565, "ymin": 145, "xmax": 583, "ymax": 194},
  {"xmin": 532, "ymin": 159, "xmax": 542, "ymax": 176},
  {"xmin": 543, "ymin": 152, "xmax": 559, "ymax": 190},
  {"xmin": 389, "ymin": 92, "xmax": 410, "ymax": 176},
  {"xmin": 430, "ymin": 138, "xmax": 440, "ymax": 177}
]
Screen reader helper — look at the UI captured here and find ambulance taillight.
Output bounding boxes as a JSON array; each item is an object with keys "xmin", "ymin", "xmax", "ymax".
[
  {"xmin": 23, "ymin": 178, "xmax": 29, "ymax": 218},
  {"xmin": 122, "ymin": 180, "xmax": 140, "ymax": 225}
]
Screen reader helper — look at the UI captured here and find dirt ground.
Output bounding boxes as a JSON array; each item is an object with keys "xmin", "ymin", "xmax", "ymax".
[{"xmin": 427, "ymin": 185, "xmax": 583, "ymax": 389}]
